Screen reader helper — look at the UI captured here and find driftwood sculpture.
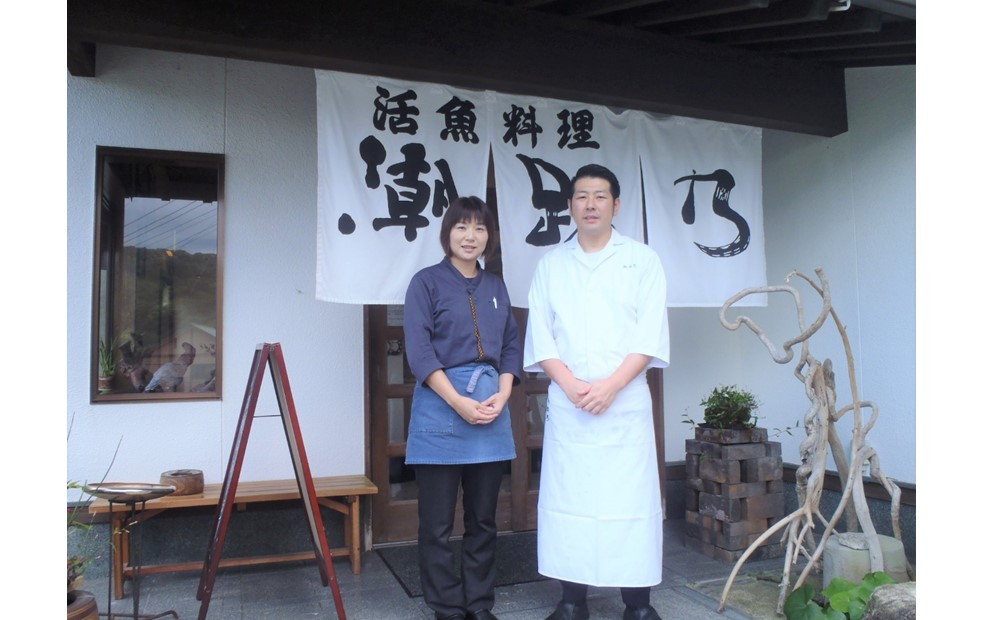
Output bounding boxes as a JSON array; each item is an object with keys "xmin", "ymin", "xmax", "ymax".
[{"xmin": 715, "ymin": 268, "xmax": 912, "ymax": 614}]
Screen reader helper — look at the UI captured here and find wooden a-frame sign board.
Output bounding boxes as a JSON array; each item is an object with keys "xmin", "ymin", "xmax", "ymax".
[{"xmin": 195, "ymin": 343, "xmax": 346, "ymax": 620}]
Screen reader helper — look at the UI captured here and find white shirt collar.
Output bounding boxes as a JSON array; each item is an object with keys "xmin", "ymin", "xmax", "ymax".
[{"xmin": 563, "ymin": 227, "xmax": 627, "ymax": 252}]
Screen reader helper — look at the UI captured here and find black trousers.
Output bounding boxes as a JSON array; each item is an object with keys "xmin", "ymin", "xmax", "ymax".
[
  {"xmin": 415, "ymin": 461, "xmax": 506, "ymax": 618},
  {"xmin": 560, "ymin": 580, "xmax": 651, "ymax": 608}
]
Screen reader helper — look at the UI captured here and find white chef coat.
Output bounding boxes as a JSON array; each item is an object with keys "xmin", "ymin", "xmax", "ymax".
[{"xmin": 523, "ymin": 229, "xmax": 670, "ymax": 587}]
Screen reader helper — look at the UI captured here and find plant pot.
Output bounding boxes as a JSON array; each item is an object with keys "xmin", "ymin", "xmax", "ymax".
[
  {"xmin": 67, "ymin": 575, "xmax": 84, "ymax": 593},
  {"xmin": 694, "ymin": 424, "xmax": 769, "ymax": 444},
  {"xmin": 97, "ymin": 376, "xmax": 112, "ymax": 393},
  {"xmin": 67, "ymin": 589, "xmax": 98, "ymax": 620},
  {"xmin": 683, "ymin": 427, "xmax": 785, "ymax": 562}
]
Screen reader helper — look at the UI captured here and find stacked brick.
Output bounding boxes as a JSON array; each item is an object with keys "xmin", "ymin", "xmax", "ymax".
[{"xmin": 683, "ymin": 426, "xmax": 786, "ymax": 563}]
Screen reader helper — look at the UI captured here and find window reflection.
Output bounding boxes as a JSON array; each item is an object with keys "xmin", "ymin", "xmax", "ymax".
[
  {"xmin": 387, "ymin": 305, "xmax": 404, "ymax": 327},
  {"xmin": 529, "ymin": 448, "xmax": 542, "ymax": 491},
  {"xmin": 386, "ymin": 339, "xmax": 416, "ymax": 385},
  {"xmin": 387, "ymin": 398, "xmax": 410, "ymax": 444},
  {"xmin": 388, "ymin": 457, "xmax": 418, "ymax": 501},
  {"xmin": 93, "ymin": 148, "xmax": 222, "ymax": 401},
  {"xmin": 527, "ymin": 393, "xmax": 547, "ymax": 436}
]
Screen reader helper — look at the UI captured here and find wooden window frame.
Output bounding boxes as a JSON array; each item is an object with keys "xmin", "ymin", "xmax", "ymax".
[{"xmin": 90, "ymin": 146, "xmax": 225, "ymax": 403}]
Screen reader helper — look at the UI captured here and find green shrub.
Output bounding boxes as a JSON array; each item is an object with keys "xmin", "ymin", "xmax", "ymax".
[
  {"xmin": 783, "ymin": 572, "xmax": 896, "ymax": 620},
  {"xmin": 699, "ymin": 384, "xmax": 759, "ymax": 429},
  {"xmin": 98, "ymin": 337, "xmax": 118, "ymax": 376}
]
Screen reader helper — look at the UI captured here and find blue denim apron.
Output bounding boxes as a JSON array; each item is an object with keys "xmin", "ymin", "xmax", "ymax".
[{"xmin": 405, "ymin": 363, "xmax": 516, "ymax": 465}]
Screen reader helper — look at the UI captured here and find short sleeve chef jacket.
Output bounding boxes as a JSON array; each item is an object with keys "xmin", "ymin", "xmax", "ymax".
[{"xmin": 523, "ymin": 229, "xmax": 670, "ymax": 378}]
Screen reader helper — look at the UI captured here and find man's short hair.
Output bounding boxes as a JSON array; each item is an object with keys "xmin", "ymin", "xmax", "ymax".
[
  {"xmin": 570, "ymin": 164, "xmax": 621, "ymax": 200},
  {"xmin": 439, "ymin": 196, "xmax": 498, "ymax": 258}
]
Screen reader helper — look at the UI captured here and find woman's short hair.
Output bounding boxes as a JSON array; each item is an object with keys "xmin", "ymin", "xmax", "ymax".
[{"xmin": 439, "ymin": 196, "xmax": 497, "ymax": 258}]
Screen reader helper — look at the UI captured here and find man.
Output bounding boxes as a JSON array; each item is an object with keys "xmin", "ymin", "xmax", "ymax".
[{"xmin": 524, "ymin": 164, "xmax": 670, "ymax": 620}]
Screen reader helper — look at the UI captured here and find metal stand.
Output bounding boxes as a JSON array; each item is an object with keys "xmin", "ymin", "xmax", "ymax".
[{"xmin": 85, "ymin": 483, "xmax": 180, "ymax": 620}]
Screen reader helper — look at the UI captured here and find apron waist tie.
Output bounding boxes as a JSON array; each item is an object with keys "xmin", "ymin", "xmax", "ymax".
[{"xmin": 465, "ymin": 364, "xmax": 494, "ymax": 394}]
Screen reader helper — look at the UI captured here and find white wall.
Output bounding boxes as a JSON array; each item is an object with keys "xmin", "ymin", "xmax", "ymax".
[
  {"xmin": 67, "ymin": 47, "xmax": 366, "ymax": 492},
  {"xmin": 67, "ymin": 47, "xmax": 915, "ymax": 492},
  {"xmin": 662, "ymin": 66, "xmax": 916, "ymax": 483}
]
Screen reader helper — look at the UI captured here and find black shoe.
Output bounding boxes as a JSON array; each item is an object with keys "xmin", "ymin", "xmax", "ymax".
[
  {"xmin": 466, "ymin": 611, "xmax": 499, "ymax": 620},
  {"xmin": 623, "ymin": 604, "xmax": 662, "ymax": 620},
  {"xmin": 546, "ymin": 601, "xmax": 589, "ymax": 620},
  {"xmin": 435, "ymin": 614, "xmax": 465, "ymax": 620}
]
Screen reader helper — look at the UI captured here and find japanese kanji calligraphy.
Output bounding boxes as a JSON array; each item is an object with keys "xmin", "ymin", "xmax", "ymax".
[{"xmin": 316, "ymin": 70, "xmax": 764, "ymax": 307}]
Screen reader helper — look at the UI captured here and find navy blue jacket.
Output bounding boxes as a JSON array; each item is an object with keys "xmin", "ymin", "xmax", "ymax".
[{"xmin": 403, "ymin": 257, "xmax": 522, "ymax": 386}]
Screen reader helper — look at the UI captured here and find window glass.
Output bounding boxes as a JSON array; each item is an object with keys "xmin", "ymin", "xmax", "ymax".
[{"xmin": 93, "ymin": 147, "xmax": 223, "ymax": 401}]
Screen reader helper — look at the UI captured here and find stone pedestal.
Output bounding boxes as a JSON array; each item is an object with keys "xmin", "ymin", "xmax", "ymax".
[
  {"xmin": 822, "ymin": 533, "xmax": 909, "ymax": 588},
  {"xmin": 683, "ymin": 426, "xmax": 785, "ymax": 562}
]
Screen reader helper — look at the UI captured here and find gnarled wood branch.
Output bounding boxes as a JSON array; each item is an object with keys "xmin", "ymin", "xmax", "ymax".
[{"xmin": 715, "ymin": 268, "xmax": 911, "ymax": 614}]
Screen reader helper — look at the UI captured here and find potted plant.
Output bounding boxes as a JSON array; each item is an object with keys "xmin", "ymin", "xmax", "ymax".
[
  {"xmin": 682, "ymin": 385, "xmax": 784, "ymax": 562},
  {"xmin": 682, "ymin": 384, "xmax": 766, "ymax": 443},
  {"xmin": 97, "ymin": 338, "xmax": 117, "ymax": 393},
  {"xmin": 67, "ymin": 419, "xmax": 120, "ymax": 619},
  {"xmin": 700, "ymin": 384, "xmax": 759, "ymax": 429},
  {"xmin": 67, "ymin": 481, "xmax": 99, "ymax": 619}
]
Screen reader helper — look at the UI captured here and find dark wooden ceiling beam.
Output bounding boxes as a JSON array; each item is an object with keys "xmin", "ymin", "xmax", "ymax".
[
  {"xmin": 509, "ymin": 0, "xmax": 562, "ymax": 8},
  {"xmin": 559, "ymin": 0, "xmax": 670, "ymax": 19},
  {"xmin": 658, "ymin": 0, "xmax": 831, "ymax": 36},
  {"xmin": 701, "ymin": 7, "xmax": 883, "ymax": 45},
  {"xmin": 67, "ymin": 39, "xmax": 96, "ymax": 78},
  {"xmin": 828, "ymin": 56, "xmax": 914, "ymax": 68},
  {"xmin": 789, "ymin": 43, "xmax": 914, "ymax": 62},
  {"xmin": 67, "ymin": 0, "xmax": 848, "ymax": 136},
  {"xmin": 746, "ymin": 20, "xmax": 912, "ymax": 53},
  {"xmin": 851, "ymin": 0, "xmax": 915, "ymax": 19},
  {"xmin": 611, "ymin": 0, "xmax": 772, "ymax": 27}
]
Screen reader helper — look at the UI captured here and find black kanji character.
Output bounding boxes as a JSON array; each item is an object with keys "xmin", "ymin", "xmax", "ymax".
[
  {"xmin": 502, "ymin": 104, "xmax": 543, "ymax": 148},
  {"xmin": 359, "ymin": 135, "xmax": 387, "ymax": 189},
  {"xmin": 437, "ymin": 96, "xmax": 480, "ymax": 143},
  {"xmin": 674, "ymin": 169, "xmax": 750, "ymax": 257},
  {"xmin": 372, "ymin": 86, "xmax": 420, "ymax": 135},
  {"xmin": 557, "ymin": 109, "xmax": 600, "ymax": 150},
  {"xmin": 431, "ymin": 159, "xmax": 459, "ymax": 217},
  {"xmin": 373, "ymin": 143, "xmax": 431, "ymax": 241},
  {"xmin": 516, "ymin": 154, "xmax": 571, "ymax": 246}
]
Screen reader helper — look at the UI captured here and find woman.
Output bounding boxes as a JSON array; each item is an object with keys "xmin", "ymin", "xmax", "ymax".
[{"xmin": 403, "ymin": 196, "xmax": 521, "ymax": 620}]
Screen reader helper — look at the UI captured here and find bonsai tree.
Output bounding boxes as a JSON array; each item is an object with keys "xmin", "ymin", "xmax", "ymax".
[{"xmin": 699, "ymin": 384, "xmax": 759, "ymax": 429}]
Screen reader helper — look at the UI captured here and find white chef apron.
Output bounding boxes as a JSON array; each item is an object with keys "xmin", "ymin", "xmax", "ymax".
[{"xmin": 537, "ymin": 378, "xmax": 663, "ymax": 587}]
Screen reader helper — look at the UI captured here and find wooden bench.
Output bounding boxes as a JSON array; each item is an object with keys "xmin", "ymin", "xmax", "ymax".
[{"xmin": 88, "ymin": 475, "xmax": 378, "ymax": 600}]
